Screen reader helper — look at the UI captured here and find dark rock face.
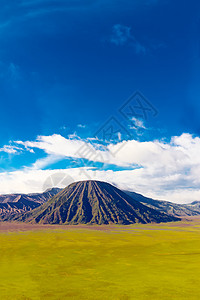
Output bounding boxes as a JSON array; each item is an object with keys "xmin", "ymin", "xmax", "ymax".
[{"xmin": 18, "ymin": 181, "xmax": 180, "ymax": 225}]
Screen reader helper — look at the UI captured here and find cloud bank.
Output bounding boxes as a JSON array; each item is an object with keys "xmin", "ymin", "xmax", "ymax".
[{"xmin": 0, "ymin": 132, "xmax": 199, "ymax": 203}]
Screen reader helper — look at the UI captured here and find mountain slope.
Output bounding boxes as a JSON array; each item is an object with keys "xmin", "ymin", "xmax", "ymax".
[
  {"xmin": 185, "ymin": 201, "xmax": 200, "ymax": 211},
  {"xmin": 124, "ymin": 191, "xmax": 200, "ymax": 217},
  {"xmin": 0, "ymin": 188, "xmax": 61, "ymax": 220},
  {"xmin": 17, "ymin": 181, "xmax": 179, "ymax": 225}
]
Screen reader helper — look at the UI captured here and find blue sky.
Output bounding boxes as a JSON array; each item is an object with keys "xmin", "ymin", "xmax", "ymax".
[{"xmin": 0, "ymin": 0, "xmax": 200, "ymax": 203}]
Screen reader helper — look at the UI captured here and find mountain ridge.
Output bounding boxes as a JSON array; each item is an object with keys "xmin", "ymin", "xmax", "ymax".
[
  {"xmin": 124, "ymin": 190, "xmax": 200, "ymax": 217},
  {"xmin": 0, "ymin": 188, "xmax": 61, "ymax": 221},
  {"xmin": 16, "ymin": 180, "xmax": 179, "ymax": 225}
]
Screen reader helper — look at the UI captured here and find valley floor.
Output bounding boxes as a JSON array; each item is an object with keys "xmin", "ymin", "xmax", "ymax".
[{"xmin": 1, "ymin": 219, "xmax": 200, "ymax": 299}]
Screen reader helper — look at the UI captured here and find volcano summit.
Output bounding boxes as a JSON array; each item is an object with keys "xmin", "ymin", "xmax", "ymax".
[{"xmin": 18, "ymin": 180, "xmax": 179, "ymax": 225}]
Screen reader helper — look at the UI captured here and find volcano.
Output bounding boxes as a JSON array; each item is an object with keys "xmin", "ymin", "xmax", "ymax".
[{"xmin": 18, "ymin": 180, "xmax": 179, "ymax": 224}]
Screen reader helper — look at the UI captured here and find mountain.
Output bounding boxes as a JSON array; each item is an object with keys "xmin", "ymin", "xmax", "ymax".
[
  {"xmin": 184, "ymin": 201, "xmax": 200, "ymax": 211},
  {"xmin": 16, "ymin": 180, "xmax": 179, "ymax": 225},
  {"xmin": 124, "ymin": 191, "xmax": 200, "ymax": 217},
  {"xmin": 0, "ymin": 188, "xmax": 61, "ymax": 221}
]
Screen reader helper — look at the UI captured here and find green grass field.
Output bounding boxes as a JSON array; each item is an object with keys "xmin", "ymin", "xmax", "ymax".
[{"xmin": 1, "ymin": 221, "xmax": 200, "ymax": 299}]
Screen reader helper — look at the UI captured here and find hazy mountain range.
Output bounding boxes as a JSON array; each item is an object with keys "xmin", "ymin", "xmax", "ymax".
[{"xmin": 124, "ymin": 191, "xmax": 200, "ymax": 217}]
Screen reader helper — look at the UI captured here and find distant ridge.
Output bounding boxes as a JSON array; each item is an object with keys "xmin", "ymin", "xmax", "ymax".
[
  {"xmin": 0, "ymin": 188, "xmax": 61, "ymax": 221},
  {"xmin": 124, "ymin": 190, "xmax": 200, "ymax": 217},
  {"xmin": 16, "ymin": 180, "xmax": 179, "ymax": 225}
]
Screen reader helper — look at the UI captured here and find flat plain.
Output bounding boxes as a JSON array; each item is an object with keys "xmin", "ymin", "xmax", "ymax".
[{"xmin": 1, "ymin": 219, "xmax": 200, "ymax": 299}]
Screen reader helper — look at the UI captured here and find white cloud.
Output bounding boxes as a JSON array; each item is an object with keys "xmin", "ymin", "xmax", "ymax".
[
  {"xmin": 1, "ymin": 132, "xmax": 200, "ymax": 203},
  {"xmin": 0, "ymin": 145, "xmax": 22, "ymax": 154},
  {"xmin": 60, "ymin": 125, "xmax": 67, "ymax": 131},
  {"xmin": 77, "ymin": 124, "xmax": 86, "ymax": 128},
  {"xmin": 15, "ymin": 134, "xmax": 121, "ymax": 167},
  {"xmin": 129, "ymin": 117, "xmax": 146, "ymax": 131},
  {"xmin": 111, "ymin": 24, "xmax": 131, "ymax": 46},
  {"xmin": 30, "ymin": 154, "xmax": 65, "ymax": 170},
  {"xmin": 0, "ymin": 62, "xmax": 21, "ymax": 86},
  {"xmin": 8, "ymin": 63, "xmax": 20, "ymax": 81},
  {"xmin": 110, "ymin": 24, "xmax": 146, "ymax": 54}
]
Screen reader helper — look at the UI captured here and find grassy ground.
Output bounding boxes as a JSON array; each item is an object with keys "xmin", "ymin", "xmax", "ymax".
[{"xmin": 1, "ymin": 221, "xmax": 200, "ymax": 299}]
